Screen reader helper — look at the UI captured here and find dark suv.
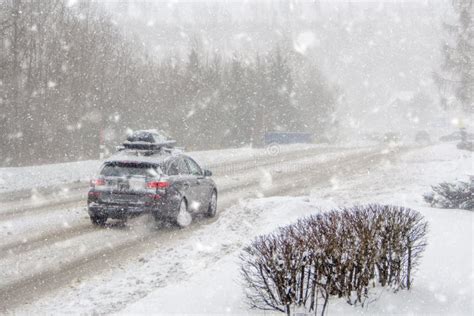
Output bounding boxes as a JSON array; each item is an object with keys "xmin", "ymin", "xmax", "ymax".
[{"xmin": 87, "ymin": 131, "xmax": 217, "ymax": 227}]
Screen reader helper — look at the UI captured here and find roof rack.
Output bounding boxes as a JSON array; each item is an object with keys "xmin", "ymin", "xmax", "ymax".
[
  {"xmin": 122, "ymin": 140, "xmax": 176, "ymax": 150},
  {"xmin": 114, "ymin": 129, "xmax": 182, "ymax": 157},
  {"xmin": 116, "ymin": 141, "xmax": 176, "ymax": 154}
]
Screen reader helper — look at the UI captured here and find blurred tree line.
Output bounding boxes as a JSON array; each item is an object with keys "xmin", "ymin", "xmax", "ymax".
[
  {"xmin": 435, "ymin": 0, "xmax": 473, "ymax": 113},
  {"xmin": 0, "ymin": 0, "xmax": 337, "ymax": 167}
]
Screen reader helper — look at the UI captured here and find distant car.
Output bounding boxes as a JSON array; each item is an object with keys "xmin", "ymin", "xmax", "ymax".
[
  {"xmin": 415, "ymin": 131, "xmax": 431, "ymax": 144},
  {"xmin": 87, "ymin": 130, "xmax": 217, "ymax": 228},
  {"xmin": 383, "ymin": 132, "xmax": 401, "ymax": 143}
]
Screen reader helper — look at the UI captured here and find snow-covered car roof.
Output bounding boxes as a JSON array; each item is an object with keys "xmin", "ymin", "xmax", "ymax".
[{"xmin": 104, "ymin": 149, "xmax": 175, "ymax": 166}]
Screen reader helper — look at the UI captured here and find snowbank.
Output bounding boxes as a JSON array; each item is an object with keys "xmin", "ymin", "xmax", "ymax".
[{"xmin": 0, "ymin": 160, "xmax": 101, "ymax": 194}]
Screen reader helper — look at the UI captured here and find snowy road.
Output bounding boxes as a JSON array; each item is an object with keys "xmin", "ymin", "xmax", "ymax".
[
  {"xmin": 0, "ymin": 144, "xmax": 355, "ymax": 216},
  {"xmin": 0, "ymin": 145, "xmax": 362, "ymax": 250},
  {"xmin": 0, "ymin": 144, "xmax": 406, "ymax": 312}
]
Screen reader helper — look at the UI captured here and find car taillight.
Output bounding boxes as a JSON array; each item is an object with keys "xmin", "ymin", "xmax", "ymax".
[
  {"xmin": 146, "ymin": 181, "xmax": 169, "ymax": 189},
  {"xmin": 90, "ymin": 178, "xmax": 105, "ymax": 187},
  {"xmin": 88, "ymin": 191, "xmax": 101, "ymax": 198}
]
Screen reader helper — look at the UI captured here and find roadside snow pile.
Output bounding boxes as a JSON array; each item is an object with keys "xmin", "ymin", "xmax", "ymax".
[
  {"xmin": 240, "ymin": 204, "xmax": 428, "ymax": 315},
  {"xmin": 0, "ymin": 160, "xmax": 101, "ymax": 193},
  {"xmin": 424, "ymin": 180, "xmax": 473, "ymax": 211}
]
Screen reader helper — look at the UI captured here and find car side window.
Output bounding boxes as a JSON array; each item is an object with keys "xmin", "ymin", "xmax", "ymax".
[
  {"xmin": 185, "ymin": 157, "xmax": 202, "ymax": 176},
  {"xmin": 177, "ymin": 158, "xmax": 190, "ymax": 175},
  {"xmin": 167, "ymin": 161, "xmax": 179, "ymax": 176}
]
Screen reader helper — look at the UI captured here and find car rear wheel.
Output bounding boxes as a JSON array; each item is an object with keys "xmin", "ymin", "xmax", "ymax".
[
  {"xmin": 207, "ymin": 191, "xmax": 217, "ymax": 218},
  {"xmin": 90, "ymin": 215, "xmax": 107, "ymax": 227},
  {"xmin": 176, "ymin": 199, "xmax": 192, "ymax": 228}
]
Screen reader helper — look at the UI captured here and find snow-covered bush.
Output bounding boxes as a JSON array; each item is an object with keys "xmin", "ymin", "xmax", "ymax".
[
  {"xmin": 424, "ymin": 180, "xmax": 473, "ymax": 210},
  {"xmin": 457, "ymin": 141, "xmax": 473, "ymax": 152},
  {"xmin": 239, "ymin": 227, "xmax": 309, "ymax": 315},
  {"xmin": 240, "ymin": 204, "xmax": 428, "ymax": 316}
]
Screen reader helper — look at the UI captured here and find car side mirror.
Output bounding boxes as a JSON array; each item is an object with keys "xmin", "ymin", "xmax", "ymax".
[{"xmin": 203, "ymin": 169, "xmax": 212, "ymax": 177}]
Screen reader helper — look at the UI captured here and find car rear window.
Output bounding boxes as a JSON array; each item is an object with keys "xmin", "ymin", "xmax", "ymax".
[{"xmin": 100, "ymin": 162, "xmax": 161, "ymax": 178}]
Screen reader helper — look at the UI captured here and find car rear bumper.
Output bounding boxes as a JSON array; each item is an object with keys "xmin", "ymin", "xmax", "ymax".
[
  {"xmin": 88, "ymin": 204, "xmax": 149, "ymax": 219},
  {"xmin": 88, "ymin": 201, "xmax": 177, "ymax": 219}
]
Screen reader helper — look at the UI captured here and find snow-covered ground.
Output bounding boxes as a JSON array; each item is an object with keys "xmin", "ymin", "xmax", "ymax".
[{"xmin": 14, "ymin": 143, "xmax": 472, "ymax": 315}]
